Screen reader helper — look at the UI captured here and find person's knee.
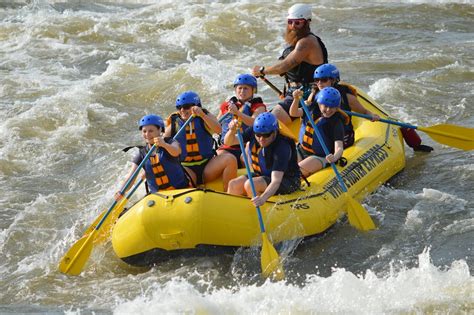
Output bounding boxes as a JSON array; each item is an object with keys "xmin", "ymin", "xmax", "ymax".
[
  {"xmin": 243, "ymin": 180, "xmax": 253, "ymax": 196},
  {"xmin": 228, "ymin": 177, "xmax": 244, "ymax": 194},
  {"xmin": 223, "ymin": 153, "xmax": 237, "ymax": 168},
  {"xmin": 272, "ymin": 105, "xmax": 291, "ymax": 124}
]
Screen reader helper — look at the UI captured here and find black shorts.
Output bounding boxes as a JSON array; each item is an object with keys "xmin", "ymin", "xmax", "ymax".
[
  {"xmin": 343, "ymin": 129, "xmax": 354, "ymax": 148},
  {"xmin": 218, "ymin": 145, "xmax": 244, "ymax": 168},
  {"xmin": 182, "ymin": 159, "xmax": 211, "ymax": 185},
  {"xmin": 252, "ymin": 174, "xmax": 301, "ymax": 195}
]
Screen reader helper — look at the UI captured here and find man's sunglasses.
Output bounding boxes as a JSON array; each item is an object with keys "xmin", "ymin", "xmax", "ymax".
[
  {"xmin": 287, "ymin": 19, "xmax": 305, "ymax": 26},
  {"xmin": 255, "ymin": 132, "xmax": 273, "ymax": 139},
  {"xmin": 315, "ymin": 77, "xmax": 331, "ymax": 83},
  {"xmin": 177, "ymin": 104, "xmax": 194, "ymax": 110}
]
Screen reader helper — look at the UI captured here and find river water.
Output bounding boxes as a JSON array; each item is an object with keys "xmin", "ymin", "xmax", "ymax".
[{"xmin": 0, "ymin": 1, "xmax": 472, "ymax": 314}]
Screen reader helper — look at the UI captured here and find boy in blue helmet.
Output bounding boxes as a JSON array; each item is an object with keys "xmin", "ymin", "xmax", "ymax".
[
  {"xmin": 217, "ymin": 74, "xmax": 267, "ymax": 167},
  {"xmin": 165, "ymin": 91, "xmax": 237, "ymax": 191},
  {"xmin": 225, "ymin": 112, "xmax": 301, "ymax": 207},
  {"xmin": 115, "ymin": 114, "xmax": 189, "ymax": 200},
  {"xmin": 289, "ymin": 87, "xmax": 346, "ymax": 177}
]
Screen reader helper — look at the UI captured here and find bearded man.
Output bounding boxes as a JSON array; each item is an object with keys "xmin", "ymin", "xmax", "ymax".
[{"xmin": 252, "ymin": 3, "xmax": 328, "ymax": 124}]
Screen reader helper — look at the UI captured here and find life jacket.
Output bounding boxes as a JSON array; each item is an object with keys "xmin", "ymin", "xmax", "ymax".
[
  {"xmin": 220, "ymin": 97, "xmax": 263, "ymax": 139},
  {"xmin": 248, "ymin": 132, "xmax": 299, "ymax": 178},
  {"xmin": 279, "ymin": 33, "xmax": 328, "ymax": 85},
  {"xmin": 334, "ymin": 83, "xmax": 356, "ymax": 132},
  {"xmin": 299, "ymin": 109, "xmax": 349, "ymax": 157},
  {"xmin": 140, "ymin": 142, "xmax": 189, "ymax": 193},
  {"xmin": 168, "ymin": 112, "xmax": 215, "ymax": 164}
]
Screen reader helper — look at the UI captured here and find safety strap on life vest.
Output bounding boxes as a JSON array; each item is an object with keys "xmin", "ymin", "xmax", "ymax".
[{"xmin": 150, "ymin": 154, "xmax": 174, "ymax": 191}]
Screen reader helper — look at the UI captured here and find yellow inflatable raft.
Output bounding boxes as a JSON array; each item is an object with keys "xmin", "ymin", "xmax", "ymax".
[{"xmin": 112, "ymin": 86, "xmax": 406, "ymax": 266}]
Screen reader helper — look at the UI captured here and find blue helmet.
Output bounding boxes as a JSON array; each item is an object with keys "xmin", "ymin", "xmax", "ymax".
[
  {"xmin": 176, "ymin": 90, "xmax": 201, "ymax": 108},
  {"xmin": 316, "ymin": 87, "xmax": 341, "ymax": 108},
  {"xmin": 139, "ymin": 114, "xmax": 165, "ymax": 131},
  {"xmin": 253, "ymin": 112, "xmax": 278, "ymax": 134},
  {"xmin": 314, "ymin": 63, "xmax": 340, "ymax": 81},
  {"xmin": 233, "ymin": 74, "xmax": 257, "ymax": 90}
]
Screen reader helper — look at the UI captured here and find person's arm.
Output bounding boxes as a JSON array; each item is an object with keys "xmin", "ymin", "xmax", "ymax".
[
  {"xmin": 252, "ymin": 37, "xmax": 313, "ymax": 77},
  {"xmin": 347, "ymin": 94, "xmax": 380, "ymax": 121},
  {"xmin": 114, "ymin": 163, "xmax": 139, "ymax": 201},
  {"xmin": 223, "ymin": 119, "xmax": 239, "ymax": 146},
  {"xmin": 289, "ymin": 89, "xmax": 304, "ymax": 117},
  {"xmin": 164, "ymin": 124, "xmax": 172, "ymax": 138},
  {"xmin": 192, "ymin": 106, "xmax": 222, "ymax": 133},
  {"xmin": 232, "ymin": 102, "xmax": 265, "ymax": 127},
  {"xmin": 251, "ymin": 171, "xmax": 284, "ymax": 207},
  {"xmin": 155, "ymin": 137, "xmax": 181, "ymax": 157},
  {"xmin": 325, "ymin": 140, "xmax": 344, "ymax": 163}
]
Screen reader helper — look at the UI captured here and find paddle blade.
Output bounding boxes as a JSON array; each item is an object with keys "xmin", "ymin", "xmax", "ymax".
[
  {"xmin": 345, "ymin": 193, "xmax": 376, "ymax": 231},
  {"xmin": 261, "ymin": 232, "xmax": 285, "ymax": 281},
  {"xmin": 58, "ymin": 232, "xmax": 95, "ymax": 276},
  {"xmin": 419, "ymin": 124, "xmax": 474, "ymax": 151}
]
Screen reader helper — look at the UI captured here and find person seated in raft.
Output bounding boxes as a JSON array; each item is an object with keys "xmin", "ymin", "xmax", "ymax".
[
  {"xmin": 114, "ymin": 114, "xmax": 190, "ymax": 201},
  {"xmin": 310, "ymin": 63, "xmax": 433, "ymax": 152},
  {"xmin": 165, "ymin": 90, "xmax": 237, "ymax": 191},
  {"xmin": 289, "ymin": 87, "xmax": 346, "ymax": 178},
  {"xmin": 226, "ymin": 112, "xmax": 301, "ymax": 207},
  {"xmin": 216, "ymin": 74, "xmax": 267, "ymax": 167}
]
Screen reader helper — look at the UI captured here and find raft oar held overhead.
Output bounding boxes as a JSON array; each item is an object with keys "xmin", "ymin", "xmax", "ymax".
[
  {"xmin": 300, "ymin": 99, "xmax": 376, "ymax": 231},
  {"xmin": 343, "ymin": 110, "xmax": 474, "ymax": 151},
  {"xmin": 236, "ymin": 126, "xmax": 285, "ymax": 280},
  {"xmin": 58, "ymin": 115, "xmax": 195, "ymax": 276}
]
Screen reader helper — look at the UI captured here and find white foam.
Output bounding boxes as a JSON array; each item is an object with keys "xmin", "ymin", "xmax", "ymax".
[{"xmin": 112, "ymin": 248, "xmax": 471, "ymax": 314}]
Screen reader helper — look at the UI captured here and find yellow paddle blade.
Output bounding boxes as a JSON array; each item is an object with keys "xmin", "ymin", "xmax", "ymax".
[
  {"xmin": 93, "ymin": 197, "xmax": 128, "ymax": 244},
  {"xmin": 58, "ymin": 231, "xmax": 96, "ymax": 276},
  {"xmin": 418, "ymin": 124, "xmax": 474, "ymax": 151},
  {"xmin": 345, "ymin": 193, "xmax": 376, "ymax": 231},
  {"xmin": 261, "ymin": 232, "xmax": 285, "ymax": 281}
]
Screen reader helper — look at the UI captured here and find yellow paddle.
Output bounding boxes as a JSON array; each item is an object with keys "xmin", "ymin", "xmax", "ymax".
[
  {"xmin": 235, "ymin": 126, "xmax": 285, "ymax": 280},
  {"xmin": 300, "ymin": 99, "xmax": 376, "ymax": 231},
  {"xmin": 344, "ymin": 110, "xmax": 474, "ymax": 151},
  {"xmin": 82, "ymin": 178, "xmax": 144, "ymax": 245},
  {"xmin": 59, "ymin": 115, "xmax": 195, "ymax": 276},
  {"xmin": 58, "ymin": 146, "xmax": 158, "ymax": 275}
]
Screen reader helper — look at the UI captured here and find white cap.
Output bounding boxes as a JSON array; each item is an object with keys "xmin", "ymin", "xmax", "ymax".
[{"xmin": 287, "ymin": 4, "xmax": 312, "ymax": 20}]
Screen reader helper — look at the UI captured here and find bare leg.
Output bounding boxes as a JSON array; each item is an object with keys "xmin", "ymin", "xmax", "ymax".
[
  {"xmin": 227, "ymin": 175, "xmax": 248, "ymax": 195},
  {"xmin": 244, "ymin": 176, "xmax": 268, "ymax": 197},
  {"xmin": 203, "ymin": 153, "xmax": 238, "ymax": 191},
  {"xmin": 298, "ymin": 156, "xmax": 324, "ymax": 178},
  {"xmin": 271, "ymin": 105, "xmax": 292, "ymax": 125}
]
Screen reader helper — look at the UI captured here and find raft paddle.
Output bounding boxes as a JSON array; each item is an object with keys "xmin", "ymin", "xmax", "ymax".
[
  {"xmin": 83, "ymin": 178, "xmax": 144, "ymax": 245},
  {"xmin": 300, "ymin": 99, "xmax": 376, "ymax": 231},
  {"xmin": 343, "ymin": 110, "xmax": 474, "ymax": 151},
  {"xmin": 58, "ymin": 115, "xmax": 195, "ymax": 276},
  {"xmin": 235, "ymin": 127, "xmax": 285, "ymax": 280},
  {"xmin": 257, "ymin": 75, "xmax": 285, "ymax": 99}
]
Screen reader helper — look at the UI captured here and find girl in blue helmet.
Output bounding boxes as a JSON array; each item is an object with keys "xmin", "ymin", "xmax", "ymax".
[
  {"xmin": 165, "ymin": 91, "xmax": 237, "ymax": 191},
  {"xmin": 289, "ymin": 87, "xmax": 347, "ymax": 177},
  {"xmin": 216, "ymin": 74, "xmax": 267, "ymax": 167},
  {"xmin": 114, "ymin": 114, "xmax": 189, "ymax": 200},
  {"xmin": 225, "ymin": 112, "xmax": 301, "ymax": 207}
]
